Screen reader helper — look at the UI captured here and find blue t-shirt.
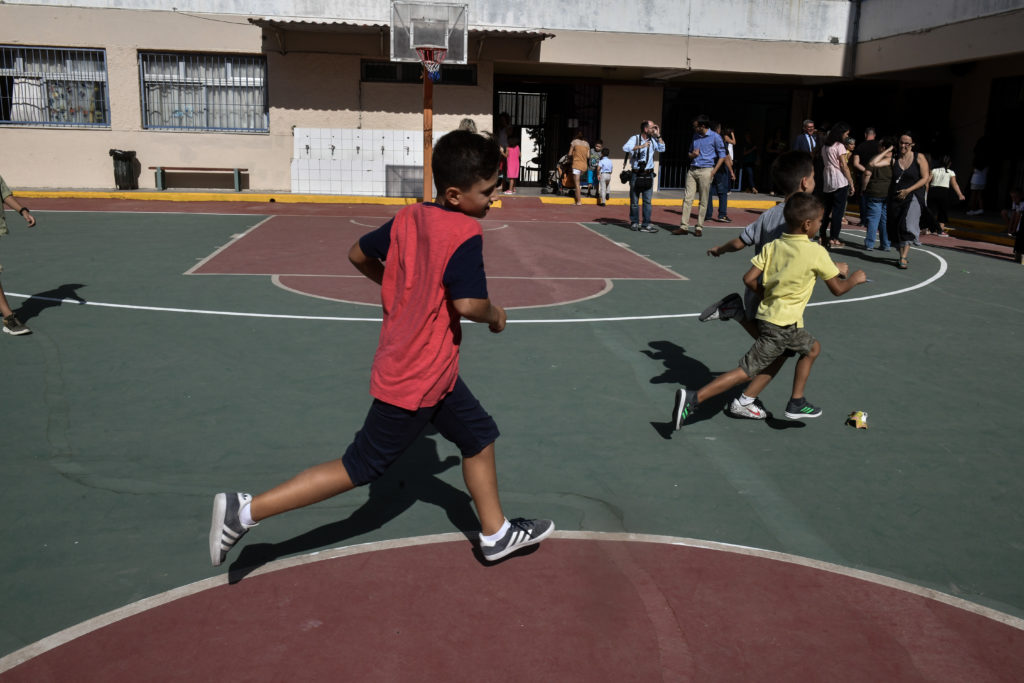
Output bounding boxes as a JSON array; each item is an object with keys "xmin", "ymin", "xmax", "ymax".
[{"xmin": 690, "ymin": 131, "xmax": 726, "ymax": 169}]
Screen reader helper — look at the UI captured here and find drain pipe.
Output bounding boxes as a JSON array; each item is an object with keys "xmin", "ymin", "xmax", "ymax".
[{"xmin": 848, "ymin": 0, "xmax": 862, "ymax": 79}]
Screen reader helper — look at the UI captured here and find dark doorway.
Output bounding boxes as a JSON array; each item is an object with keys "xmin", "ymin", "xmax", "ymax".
[
  {"xmin": 496, "ymin": 81, "xmax": 601, "ymax": 186},
  {"xmin": 661, "ymin": 85, "xmax": 790, "ymax": 190}
]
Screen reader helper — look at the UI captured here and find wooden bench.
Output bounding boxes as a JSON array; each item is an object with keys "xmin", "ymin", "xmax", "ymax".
[{"xmin": 148, "ymin": 166, "xmax": 248, "ymax": 191}]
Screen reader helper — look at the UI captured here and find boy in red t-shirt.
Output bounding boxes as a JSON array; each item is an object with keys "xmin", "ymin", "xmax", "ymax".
[{"xmin": 210, "ymin": 131, "xmax": 554, "ymax": 567}]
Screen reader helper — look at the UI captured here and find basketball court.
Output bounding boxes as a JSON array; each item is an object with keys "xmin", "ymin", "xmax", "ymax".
[{"xmin": 1, "ymin": 194, "xmax": 1022, "ymax": 681}]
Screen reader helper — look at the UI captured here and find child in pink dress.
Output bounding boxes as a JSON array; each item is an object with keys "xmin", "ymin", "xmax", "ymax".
[{"xmin": 504, "ymin": 137, "xmax": 521, "ymax": 194}]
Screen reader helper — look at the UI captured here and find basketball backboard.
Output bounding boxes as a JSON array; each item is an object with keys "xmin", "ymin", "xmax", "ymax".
[{"xmin": 390, "ymin": 2, "xmax": 468, "ymax": 64}]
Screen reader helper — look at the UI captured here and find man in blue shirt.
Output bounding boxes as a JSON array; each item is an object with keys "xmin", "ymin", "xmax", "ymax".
[
  {"xmin": 673, "ymin": 115, "xmax": 727, "ymax": 236},
  {"xmin": 622, "ymin": 120, "xmax": 666, "ymax": 233}
]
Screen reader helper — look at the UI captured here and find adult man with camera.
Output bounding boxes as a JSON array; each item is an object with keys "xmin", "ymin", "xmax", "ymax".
[
  {"xmin": 673, "ymin": 114, "xmax": 727, "ymax": 237},
  {"xmin": 622, "ymin": 120, "xmax": 665, "ymax": 233}
]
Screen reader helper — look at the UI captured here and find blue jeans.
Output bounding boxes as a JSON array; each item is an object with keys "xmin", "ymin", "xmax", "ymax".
[
  {"xmin": 629, "ymin": 176, "xmax": 654, "ymax": 226},
  {"xmin": 704, "ymin": 167, "xmax": 730, "ymax": 220},
  {"xmin": 861, "ymin": 195, "xmax": 890, "ymax": 249}
]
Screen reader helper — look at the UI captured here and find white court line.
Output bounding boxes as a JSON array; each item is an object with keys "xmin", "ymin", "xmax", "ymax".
[
  {"xmin": 1, "ymin": 529, "xmax": 1020, "ymax": 674},
  {"xmin": 8, "ymin": 246, "xmax": 947, "ymax": 325}
]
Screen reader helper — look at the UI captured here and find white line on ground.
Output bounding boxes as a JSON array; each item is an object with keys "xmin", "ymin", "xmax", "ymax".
[{"xmin": 9, "ymin": 243, "xmax": 946, "ymax": 324}]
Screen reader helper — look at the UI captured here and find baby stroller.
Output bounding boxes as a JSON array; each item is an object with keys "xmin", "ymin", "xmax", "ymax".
[{"xmin": 543, "ymin": 154, "xmax": 594, "ymax": 196}]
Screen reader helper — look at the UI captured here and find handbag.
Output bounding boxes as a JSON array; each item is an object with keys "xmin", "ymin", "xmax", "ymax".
[
  {"xmin": 632, "ymin": 169, "xmax": 654, "ymax": 192},
  {"xmin": 619, "ymin": 168, "xmax": 632, "ymax": 184}
]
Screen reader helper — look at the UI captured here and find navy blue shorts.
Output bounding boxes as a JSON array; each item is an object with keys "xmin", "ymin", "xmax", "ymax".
[{"xmin": 341, "ymin": 377, "xmax": 500, "ymax": 486}]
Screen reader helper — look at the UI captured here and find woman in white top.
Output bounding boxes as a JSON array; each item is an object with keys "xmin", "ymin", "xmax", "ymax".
[
  {"xmin": 927, "ymin": 155, "xmax": 964, "ymax": 232},
  {"xmin": 820, "ymin": 122, "xmax": 855, "ymax": 249}
]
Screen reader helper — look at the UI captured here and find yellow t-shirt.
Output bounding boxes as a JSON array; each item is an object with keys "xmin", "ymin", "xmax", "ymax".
[{"xmin": 751, "ymin": 232, "xmax": 840, "ymax": 328}]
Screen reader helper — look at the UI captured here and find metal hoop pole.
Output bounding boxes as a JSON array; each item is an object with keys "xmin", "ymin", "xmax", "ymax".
[{"xmin": 423, "ymin": 66, "xmax": 434, "ymax": 202}]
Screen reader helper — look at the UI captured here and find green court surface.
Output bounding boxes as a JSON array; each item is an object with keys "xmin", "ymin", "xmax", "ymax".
[{"xmin": 1, "ymin": 206, "xmax": 1022, "ymax": 659}]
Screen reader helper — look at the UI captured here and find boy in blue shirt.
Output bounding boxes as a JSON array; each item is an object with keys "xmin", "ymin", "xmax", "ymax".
[{"xmin": 597, "ymin": 148, "xmax": 614, "ymax": 206}]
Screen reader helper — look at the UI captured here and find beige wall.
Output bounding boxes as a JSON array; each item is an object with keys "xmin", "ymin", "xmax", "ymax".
[
  {"xmin": 542, "ymin": 31, "xmax": 847, "ymax": 78},
  {"xmin": 601, "ymin": 85, "xmax": 665, "ymax": 193},
  {"xmin": 856, "ymin": 10, "xmax": 1024, "ymax": 76},
  {"xmin": 0, "ymin": 5, "xmax": 271, "ymax": 189},
  {"xmin": 0, "ymin": 5, "xmax": 499, "ymax": 190}
]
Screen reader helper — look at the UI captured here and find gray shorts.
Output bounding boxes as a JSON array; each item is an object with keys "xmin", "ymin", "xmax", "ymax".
[{"xmin": 739, "ymin": 320, "xmax": 817, "ymax": 377}]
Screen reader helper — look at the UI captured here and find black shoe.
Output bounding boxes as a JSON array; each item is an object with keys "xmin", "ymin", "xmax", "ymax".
[
  {"xmin": 209, "ymin": 492, "xmax": 254, "ymax": 566},
  {"xmin": 481, "ymin": 518, "xmax": 555, "ymax": 562},
  {"xmin": 698, "ymin": 292, "xmax": 744, "ymax": 322}
]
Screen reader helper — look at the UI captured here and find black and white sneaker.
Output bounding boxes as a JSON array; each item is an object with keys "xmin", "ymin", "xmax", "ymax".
[
  {"xmin": 672, "ymin": 388, "xmax": 699, "ymax": 430},
  {"xmin": 639, "ymin": 224, "xmax": 659, "ymax": 233},
  {"xmin": 481, "ymin": 518, "xmax": 554, "ymax": 562},
  {"xmin": 784, "ymin": 397, "xmax": 822, "ymax": 420},
  {"xmin": 630, "ymin": 223, "xmax": 640, "ymax": 231},
  {"xmin": 2, "ymin": 314, "xmax": 31, "ymax": 336},
  {"xmin": 698, "ymin": 292, "xmax": 744, "ymax": 322},
  {"xmin": 210, "ymin": 492, "xmax": 254, "ymax": 566}
]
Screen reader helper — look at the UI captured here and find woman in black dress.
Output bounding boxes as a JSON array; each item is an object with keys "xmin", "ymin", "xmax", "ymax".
[{"xmin": 870, "ymin": 132, "xmax": 930, "ymax": 269}]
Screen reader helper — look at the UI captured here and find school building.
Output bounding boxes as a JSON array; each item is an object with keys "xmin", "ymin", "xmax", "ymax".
[{"xmin": 1, "ymin": 0, "xmax": 1023, "ymax": 203}]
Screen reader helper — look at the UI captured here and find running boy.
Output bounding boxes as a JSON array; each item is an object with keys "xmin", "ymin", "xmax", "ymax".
[
  {"xmin": 699, "ymin": 150, "xmax": 816, "ymax": 335},
  {"xmin": 672, "ymin": 192, "xmax": 866, "ymax": 428},
  {"xmin": 695, "ymin": 151, "xmax": 816, "ymax": 419},
  {"xmin": 210, "ymin": 130, "xmax": 554, "ymax": 567}
]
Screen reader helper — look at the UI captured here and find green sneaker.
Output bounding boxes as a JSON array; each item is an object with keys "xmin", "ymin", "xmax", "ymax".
[
  {"xmin": 672, "ymin": 388, "xmax": 699, "ymax": 430},
  {"xmin": 784, "ymin": 397, "xmax": 822, "ymax": 420}
]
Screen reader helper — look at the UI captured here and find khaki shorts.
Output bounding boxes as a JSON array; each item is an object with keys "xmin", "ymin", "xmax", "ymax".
[{"xmin": 740, "ymin": 320, "xmax": 817, "ymax": 377}]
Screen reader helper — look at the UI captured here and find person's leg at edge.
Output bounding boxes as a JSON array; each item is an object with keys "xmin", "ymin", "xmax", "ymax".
[
  {"xmin": 741, "ymin": 355, "xmax": 786, "ymax": 398},
  {"xmin": 830, "ymin": 186, "xmax": 849, "ymax": 244},
  {"xmin": 680, "ymin": 168, "xmax": 697, "ymax": 228},
  {"xmin": 695, "ymin": 367, "xmax": 751, "ymax": 405},
  {"xmin": 629, "ymin": 179, "xmax": 640, "ymax": 226},
  {"xmin": 789, "ymin": 340, "xmax": 820, "ymax": 401},
  {"xmin": 461, "ymin": 442, "xmax": 505, "ymax": 536},
  {"xmin": 0, "ymin": 281, "xmax": 16, "ymax": 319},
  {"xmin": 718, "ymin": 173, "xmax": 729, "ymax": 219},
  {"xmin": 249, "ymin": 459, "xmax": 355, "ymax": 522},
  {"xmin": 879, "ymin": 204, "xmax": 890, "ymax": 250},
  {"xmin": 695, "ymin": 168, "xmax": 712, "ymax": 233},
  {"xmin": 862, "ymin": 197, "xmax": 879, "ymax": 249},
  {"xmin": 820, "ymin": 190, "xmax": 835, "ymax": 245},
  {"xmin": 573, "ymin": 171, "xmax": 582, "ymax": 205}
]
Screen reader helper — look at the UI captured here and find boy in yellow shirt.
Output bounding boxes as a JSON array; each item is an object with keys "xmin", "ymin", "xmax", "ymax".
[{"xmin": 673, "ymin": 192, "xmax": 866, "ymax": 427}]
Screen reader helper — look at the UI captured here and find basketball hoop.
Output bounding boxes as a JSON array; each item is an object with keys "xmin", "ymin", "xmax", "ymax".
[{"xmin": 416, "ymin": 46, "xmax": 447, "ymax": 82}]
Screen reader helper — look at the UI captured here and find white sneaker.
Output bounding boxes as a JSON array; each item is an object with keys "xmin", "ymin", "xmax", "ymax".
[{"xmin": 727, "ymin": 397, "xmax": 768, "ymax": 420}]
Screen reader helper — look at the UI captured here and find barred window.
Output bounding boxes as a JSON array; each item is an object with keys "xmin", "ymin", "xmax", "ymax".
[
  {"xmin": 139, "ymin": 52, "xmax": 268, "ymax": 132},
  {"xmin": 361, "ymin": 59, "xmax": 477, "ymax": 86},
  {"xmin": 0, "ymin": 46, "xmax": 110, "ymax": 127}
]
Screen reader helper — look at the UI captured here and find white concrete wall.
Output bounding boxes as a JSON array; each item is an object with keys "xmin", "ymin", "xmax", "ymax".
[
  {"xmin": 6, "ymin": 0, "xmax": 854, "ymax": 44},
  {"xmin": 858, "ymin": 0, "xmax": 1024, "ymax": 41},
  {"xmin": 855, "ymin": 4, "xmax": 1024, "ymax": 75}
]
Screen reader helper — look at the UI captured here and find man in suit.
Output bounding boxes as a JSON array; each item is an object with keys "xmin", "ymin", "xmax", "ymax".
[{"xmin": 792, "ymin": 119, "xmax": 817, "ymax": 153}]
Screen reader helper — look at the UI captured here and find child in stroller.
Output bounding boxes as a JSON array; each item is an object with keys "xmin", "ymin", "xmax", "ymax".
[{"xmin": 544, "ymin": 154, "xmax": 594, "ymax": 196}]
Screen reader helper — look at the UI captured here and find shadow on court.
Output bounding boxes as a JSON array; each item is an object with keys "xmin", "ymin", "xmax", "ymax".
[
  {"xmin": 643, "ymin": 339, "xmax": 806, "ymax": 436},
  {"xmin": 227, "ymin": 436, "xmax": 483, "ymax": 584},
  {"xmin": 15, "ymin": 283, "xmax": 87, "ymax": 323}
]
